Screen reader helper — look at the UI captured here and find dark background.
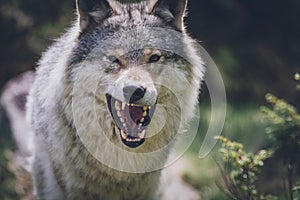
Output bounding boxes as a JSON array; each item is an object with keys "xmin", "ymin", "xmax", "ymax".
[
  {"xmin": 0, "ymin": 0, "xmax": 299, "ymax": 199},
  {"xmin": 1, "ymin": 0, "xmax": 299, "ymax": 104}
]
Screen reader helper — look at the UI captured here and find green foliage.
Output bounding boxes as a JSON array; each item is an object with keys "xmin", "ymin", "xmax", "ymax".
[
  {"xmin": 0, "ymin": 150, "xmax": 20, "ymax": 200},
  {"xmin": 215, "ymin": 136, "xmax": 274, "ymax": 200},
  {"xmin": 216, "ymin": 74, "xmax": 300, "ymax": 199},
  {"xmin": 293, "ymin": 183, "xmax": 300, "ymax": 194},
  {"xmin": 261, "ymin": 93, "xmax": 300, "ymax": 165},
  {"xmin": 260, "ymin": 92, "xmax": 300, "ymax": 200},
  {"xmin": 0, "ymin": 109, "xmax": 20, "ymax": 199}
]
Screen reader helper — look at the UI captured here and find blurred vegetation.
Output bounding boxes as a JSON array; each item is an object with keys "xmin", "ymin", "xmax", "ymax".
[
  {"xmin": 0, "ymin": 108, "xmax": 19, "ymax": 199},
  {"xmin": 214, "ymin": 78, "xmax": 300, "ymax": 200},
  {"xmin": 0, "ymin": 0, "xmax": 299, "ymax": 199},
  {"xmin": 216, "ymin": 136, "xmax": 275, "ymax": 200},
  {"xmin": 260, "ymin": 92, "xmax": 300, "ymax": 199}
]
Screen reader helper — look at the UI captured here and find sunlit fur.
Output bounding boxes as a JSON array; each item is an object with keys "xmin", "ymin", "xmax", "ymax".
[{"xmin": 27, "ymin": 0, "xmax": 205, "ymax": 199}]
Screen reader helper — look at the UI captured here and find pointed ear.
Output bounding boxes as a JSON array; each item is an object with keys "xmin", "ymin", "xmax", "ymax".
[
  {"xmin": 76, "ymin": 0, "xmax": 117, "ymax": 32},
  {"xmin": 148, "ymin": 0, "xmax": 188, "ymax": 31}
]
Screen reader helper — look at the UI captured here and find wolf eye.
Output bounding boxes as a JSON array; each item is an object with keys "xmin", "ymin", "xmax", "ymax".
[
  {"xmin": 148, "ymin": 54, "xmax": 161, "ymax": 63},
  {"xmin": 108, "ymin": 55, "xmax": 121, "ymax": 65}
]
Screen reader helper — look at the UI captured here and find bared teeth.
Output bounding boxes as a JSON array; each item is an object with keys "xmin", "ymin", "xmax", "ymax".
[
  {"xmin": 120, "ymin": 129, "xmax": 145, "ymax": 142},
  {"xmin": 122, "ymin": 102, "xmax": 126, "ymax": 110},
  {"xmin": 108, "ymin": 95, "xmax": 154, "ymax": 148},
  {"xmin": 112, "ymin": 98, "xmax": 152, "ymax": 144},
  {"xmin": 115, "ymin": 101, "xmax": 121, "ymax": 111},
  {"xmin": 127, "ymin": 137, "xmax": 142, "ymax": 142},
  {"xmin": 121, "ymin": 130, "xmax": 127, "ymax": 139},
  {"xmin": 142, "ymin": 111, "xmax": 148, "ymax": 117},
  {"xmin": 127, "ymin": 138, "xmax": 139, "ymax": 142},
  {"xmin": 140, "ymin": 130, "xmax": 146, "ymax": 139},
  {"xmin": 117, "ymin": 111, "xmax": 122, "ymax": 117}
]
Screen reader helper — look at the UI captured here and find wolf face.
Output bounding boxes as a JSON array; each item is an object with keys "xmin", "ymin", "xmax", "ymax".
[{"xmin": 67, "ymin": 0, "xmax": 205, "ymax": 152}]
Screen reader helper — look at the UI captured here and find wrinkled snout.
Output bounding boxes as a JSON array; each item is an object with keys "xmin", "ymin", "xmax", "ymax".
[
  {"xmin": 111, "ymin": 69, "xmax": 158, "ymax": 106},
  {"xmin": 123, "ymin": 85, "xmax": 146, "ymax": 104}
]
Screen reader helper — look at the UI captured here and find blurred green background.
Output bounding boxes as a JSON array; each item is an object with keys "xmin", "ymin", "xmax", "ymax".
[{"xmin": 0, "ymin": 0, "xmax": 299, "ymax": 199}]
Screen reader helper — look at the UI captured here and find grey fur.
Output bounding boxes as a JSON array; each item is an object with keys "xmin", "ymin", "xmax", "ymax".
[{"xmin": 27, "ymin": 0, "xmax": 204, "ymax": 199}]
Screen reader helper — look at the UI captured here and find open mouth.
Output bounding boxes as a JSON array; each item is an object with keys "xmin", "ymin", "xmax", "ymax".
[{"xmin": 106, "ymin": 94, "xmax": 156, "ymax": 148}]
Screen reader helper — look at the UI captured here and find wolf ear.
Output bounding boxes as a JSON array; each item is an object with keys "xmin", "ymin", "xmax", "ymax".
[
  {"xmin": 76, "ymin": 0, "xmax": 117, "ymax": 32},
  {"xmin": 148, "ymin": 0, "xmax": 187, "ymax": 31}
]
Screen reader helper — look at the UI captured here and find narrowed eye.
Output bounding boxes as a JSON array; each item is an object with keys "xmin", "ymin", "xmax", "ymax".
[
  {"xmin": 148, "ymin": 54, "xmax": 161, "ymax": 63},
  {"xmin": 108, "ymin": 55, "xmax": 121, "ymax": 65}
]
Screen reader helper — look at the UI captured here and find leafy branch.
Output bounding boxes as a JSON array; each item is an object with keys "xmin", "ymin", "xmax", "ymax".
[
  {"xmin": 216, "ymin": 74, "xmax": 300, "ymax": 200},
  {"xmin": 215, "ymin": 136, "xmax": 275, "ymax": 200}
]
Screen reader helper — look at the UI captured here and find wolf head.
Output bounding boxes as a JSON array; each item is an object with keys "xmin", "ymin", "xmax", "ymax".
[
  {"xmin": 69, "ymin": 0, "xmax": 204, "ymax": 152},
  {"xmin": 76, "ymin": 0, "xmax": 187, "ymax": 32}
]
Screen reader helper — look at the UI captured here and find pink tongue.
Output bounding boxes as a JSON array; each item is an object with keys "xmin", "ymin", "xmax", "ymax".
[{"xmin": 129, "ymin": 106, "xmax": 144, "ymax": 124}]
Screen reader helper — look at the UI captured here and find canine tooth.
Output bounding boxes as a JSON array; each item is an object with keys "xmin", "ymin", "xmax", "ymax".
[
  {"xmin": 115, "ymin": 101, "xmax": 121, "ymax": 111},
  {"xmin": 121, "ymin": 130, "xmax": 127, "ymax": 139},
  {"xmin": 143, "ymin": 106, "xmax": 148, "ymax": 111},
  {"xmin": 122, "ymin": 102, "xmax": 126, "ymax": 110},
  {"xmin": 140, "ymin": 118, "xmax": 145, "ymax": 123},
  {"xmin": 117, "ymin": 111, "xmax": 122, "ymax": 117},
  {"xmin": 148, "ymin": 106, "xmax": 152, "ymax": 110},
  {"xmin": 140, "ymin": 130, "xmax": 146, "ymax": 139},
  {"xmin": 143, "ymin": 111, "xmax": 147, "ymax": 117},
  {"xmin": 139, "ymin": 123, "xmax": 142, "ymax": 128}
]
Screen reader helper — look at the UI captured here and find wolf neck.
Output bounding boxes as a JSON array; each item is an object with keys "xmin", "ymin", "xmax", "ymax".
[
  {"xmin": 70, "ymin": 111, "xmax": 171, "ymax": 174},
  {"xmin": 55, "ymin": 97, "xmax": 163, "ymax": 198}
]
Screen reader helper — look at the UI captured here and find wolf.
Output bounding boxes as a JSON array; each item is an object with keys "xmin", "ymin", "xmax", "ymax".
[{"xmin": 26, "ymin": 0, "xmax": 205, "ymax": 199}]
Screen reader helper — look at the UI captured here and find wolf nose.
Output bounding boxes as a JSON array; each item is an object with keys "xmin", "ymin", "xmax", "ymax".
[{"xmin": 123, "ymin": 85, "xmax": 146, "ymax": 104}]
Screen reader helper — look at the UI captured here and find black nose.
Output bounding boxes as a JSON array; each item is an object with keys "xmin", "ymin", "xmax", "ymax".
[{"xmin": 123, "ymin": 85, "xmax": 146, "ymax": 104}]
